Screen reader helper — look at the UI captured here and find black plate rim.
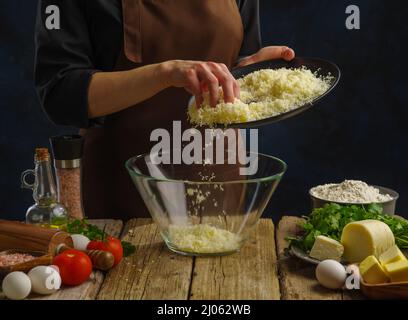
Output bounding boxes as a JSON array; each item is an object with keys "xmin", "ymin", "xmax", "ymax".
[
  {"xmin": 212, "ymin": 57, "xmax": 341, "ymax": 129},
  {"xmin": 290, "ymin": 245, "xmax": 347, "ymax": 266}
]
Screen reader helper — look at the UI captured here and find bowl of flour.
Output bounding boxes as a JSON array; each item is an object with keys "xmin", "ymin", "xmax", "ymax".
[{"xmin": 310, "ymin": 180, "xmax": 399, "ymax": 215}]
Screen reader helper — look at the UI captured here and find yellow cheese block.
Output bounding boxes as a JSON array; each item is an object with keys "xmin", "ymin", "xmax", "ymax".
[
  {"xmin": 383, "ymin": 259, "xmax": 408, "ymax": 283},
  {"xmin": 341, "ymin": 220, "xmax": 395, "ymax": 263},
  {"xmin": 309, "ymin": 235, "xmax": 344, "ymax": 261},
  {"xmin": 379, "ymin": 245, "xmax": 406, "ymax": 265},
  {"xmin": 359, "ymin": 255, "xmax": 390, "ymax": 284}
]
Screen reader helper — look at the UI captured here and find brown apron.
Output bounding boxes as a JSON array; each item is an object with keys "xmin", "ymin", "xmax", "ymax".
[{"xmin": 81, "ymin": 0, "xmax": 244, "ymax": 220}]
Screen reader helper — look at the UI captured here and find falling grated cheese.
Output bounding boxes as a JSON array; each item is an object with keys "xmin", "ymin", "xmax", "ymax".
[
  {"xmin": 188, "ymin": 67, "xmax": 333, "ymax": 126},
  {"xmin": 167, "ymin": 224, "xmax": 242, "ymax": 254}
]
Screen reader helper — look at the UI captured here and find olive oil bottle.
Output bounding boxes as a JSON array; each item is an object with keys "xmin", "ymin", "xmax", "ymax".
[{"xmin": 21, "ymin": 148, "xmax": 68, "ymax": 228}]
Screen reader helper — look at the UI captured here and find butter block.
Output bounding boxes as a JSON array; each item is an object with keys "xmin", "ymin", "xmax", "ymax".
[
  {"xmin": 309, "ymin": 235, "xmax": 344, "ymax": 261},
  {"xmin": 359, "ymin": 255, "xmax": 390, "ymax": 284},
  {"xmin": 341, "ymin": 220, "xmax": 395, "ymax": 263},
  {"xmin": 383, "ymin": 259, "xmax": 408, "ymax": 283},
  {"xmin": 379, "ymin": 245, "xmax": 406, "ymax": 265}
]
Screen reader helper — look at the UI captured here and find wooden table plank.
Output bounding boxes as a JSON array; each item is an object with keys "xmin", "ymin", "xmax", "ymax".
[
  {"xmin": 30, "ymin": 219, "xmax": 123, "ymax": 300},
  {"xmin": 276, "ymin": 216, "xmax": 365, "ymax": 300},
  {"xmin": 190, "ymin": 219, "xmax": 280, "ymax": 300},
  {"xmin": 276, "ymin": 216, "xmax": 344, "ymax": 300},
  {"xmin": 97, "ymin": 219, "xmax": 194, "ymax": 300}
]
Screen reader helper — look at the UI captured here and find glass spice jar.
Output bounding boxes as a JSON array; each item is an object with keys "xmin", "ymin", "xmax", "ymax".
[{"xmin": 50, "ymin": 135, "xmax": 85, "ymax": 219}]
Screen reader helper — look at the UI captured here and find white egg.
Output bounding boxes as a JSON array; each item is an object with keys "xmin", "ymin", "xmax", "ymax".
[
  {"xmin": 70, "ymin": 234, "xmax": 91, "ymax": 251},
  {"xmin": 2, "ymin": 272, "xmax": 32, "ymax": 300},
  {"xmin": 28, "ymin": 266, "xmax": 61, "ymax": 295},
  {"xmin": 315, "ymin": 259, "xmax": 347, "ymax": 290}
]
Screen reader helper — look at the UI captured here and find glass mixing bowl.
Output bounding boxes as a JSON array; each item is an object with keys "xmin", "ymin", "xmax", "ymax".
[{"xmin": 126, "ymin": 152, "xmax": 286, "ymax": 256}]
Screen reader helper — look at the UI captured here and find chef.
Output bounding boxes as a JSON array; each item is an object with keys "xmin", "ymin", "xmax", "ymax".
[{"xmin": 35, "ymin": 0, "xmax": 295, "ymax": 220}]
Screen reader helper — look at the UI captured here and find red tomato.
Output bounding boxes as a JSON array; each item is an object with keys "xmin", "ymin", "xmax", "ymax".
[
  {"xmin": 87, "ymin": 236, "xmax": 123, "ymax": 267},
  {"xmin": 53, "ymin": 249, "xmax": 92, "ymax": 286}
]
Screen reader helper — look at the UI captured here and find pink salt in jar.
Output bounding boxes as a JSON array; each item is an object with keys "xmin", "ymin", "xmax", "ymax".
[{"xmin": 50, "ymin": 135, "xmax": 85, "ymax": 219}]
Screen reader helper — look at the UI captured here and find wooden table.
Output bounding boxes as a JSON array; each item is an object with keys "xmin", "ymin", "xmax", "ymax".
[{"xmin": 1, "ymin": 217, "xmax": 365, "ymax": 300}]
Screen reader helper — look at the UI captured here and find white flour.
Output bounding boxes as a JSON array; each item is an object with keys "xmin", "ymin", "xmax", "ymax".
[{"xmin": 311, "ymin": 180, "xmax": 393, "ymax": 203}]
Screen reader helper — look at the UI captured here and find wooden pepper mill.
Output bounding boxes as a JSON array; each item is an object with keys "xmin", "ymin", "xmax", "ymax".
[
  {"xmin": 0, "ymin": 220, "xmax": 73, "ymax": 255},
  {"xmin": 56, "ymin": 244, "xmax": 115, "ymax": 271},
  {"xmin": 0, "ymin": 220, "xmax": 116, "ymax": 271}
]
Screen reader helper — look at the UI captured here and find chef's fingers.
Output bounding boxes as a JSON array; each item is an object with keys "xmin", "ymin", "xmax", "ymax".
[
  {"xmin": 237, "ymin": 54, "xmax": 256, "ymax": 68},
  {"xmin": 233, "ymin": 81, "xmax": 240, "ymax": 99},
  {"xmin": 218, "ymin": 63, "xmax": 240, "ymax": 101},
  {"xmin": 195, "ymin": 95, "xmax": 203, "ymax": 108},
  {"xmin": 237, "ymin": 46, "xmax": 296, "ymax": 67},
  {"xmin": 282, "ymin": 47, "xmax": 296, "ymax": 61},
  {"xmin": 208, "ymin": 63, "xmax": 236, "ymax": 104},
  {"xmin": 185, "ymin": 68, "xmax": 203, "ymax": 107},
  {"xmin": 197, "ymin": 64, "xmax": 220, "ymax": 108}
]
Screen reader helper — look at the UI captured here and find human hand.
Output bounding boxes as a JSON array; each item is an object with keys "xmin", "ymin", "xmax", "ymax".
[
  {"xmin": 237, "ymin": 46, "xmax": 296, "ymax": 68},
  {"xmin": 161, "ymin": 60, "xmax": 240, "ymax": 107}
]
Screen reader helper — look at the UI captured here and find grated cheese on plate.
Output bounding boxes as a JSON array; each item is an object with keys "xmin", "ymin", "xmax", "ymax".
[
  {"xmin": 167, "ymin": 224, "xmax": 242, "ymax": 254},
  {"xmin": 188, "ymin": 67, "xmax": 333, "ymax": 126}
]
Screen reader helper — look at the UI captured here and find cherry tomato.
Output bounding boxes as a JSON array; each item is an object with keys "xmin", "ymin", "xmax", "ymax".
[
  {"xmin": 87, "ymin": 236, "xmax": 123, "ymax": 267},
  {"xmin": 53, "ymin": 249, "xmax": 92, "ymax": 286}
]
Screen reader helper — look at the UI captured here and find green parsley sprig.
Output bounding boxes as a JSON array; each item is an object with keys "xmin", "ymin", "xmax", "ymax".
[
  {"xmin": 287, "ymin": 203, "xmax": 408, "ymax": 252},
  {"xmin": 64, "ymin": 219, "xmax": 136, "ymax": 257}
]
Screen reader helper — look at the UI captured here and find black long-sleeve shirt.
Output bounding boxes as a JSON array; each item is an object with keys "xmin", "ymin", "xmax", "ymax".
[{"xmin": 34, "ymin": 0, "xmax": 262, "ymax": 128}]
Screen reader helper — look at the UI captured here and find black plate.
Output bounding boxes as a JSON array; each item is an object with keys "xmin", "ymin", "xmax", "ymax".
[
  {"xmin": 219, "ymin": 57, "xmax": 341, "ymax": 128},
  {"xmin": 290, "ymin": 245, "xmax": 347, "ymax": 265}
]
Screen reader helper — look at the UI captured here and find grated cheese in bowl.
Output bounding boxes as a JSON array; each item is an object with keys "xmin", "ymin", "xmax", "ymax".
[
  {"xmin": 188, "ymin": 67, "xmax": 333, "ymax": 126},
  {"xmin": 167, "ymin": 224, "xmax": 243, "ymax": 254}
]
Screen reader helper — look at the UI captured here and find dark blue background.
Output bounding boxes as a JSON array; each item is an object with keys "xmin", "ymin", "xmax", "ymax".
[{"xmin": 0, "ymin": 1, "xmax": 407, "ymax": 221}]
